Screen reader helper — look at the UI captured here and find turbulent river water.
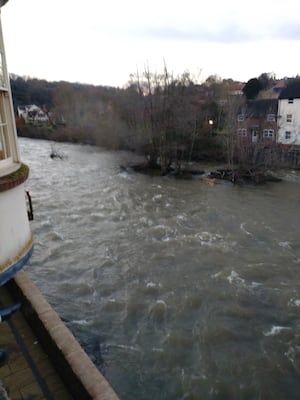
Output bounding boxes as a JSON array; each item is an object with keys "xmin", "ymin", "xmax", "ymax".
[{"xmin": 20, "ymin": 137, "xmax": 300, "ymax": 400}]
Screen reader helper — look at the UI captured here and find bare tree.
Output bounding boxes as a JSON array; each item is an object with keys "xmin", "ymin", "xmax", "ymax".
[
  {"xmin": 125, "ymin": 64, "xmax": 206, "ymax": 173},
  {"xmin": 221, "ymin": 94, "xmax": 243, "ymax": 169},
  {"xmin": 52, "ymin": 82, "xmax": 128, "ymax": 148}
]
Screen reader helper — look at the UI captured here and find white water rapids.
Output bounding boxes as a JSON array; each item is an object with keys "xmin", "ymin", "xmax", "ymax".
[{"xmin": 20, "ymin": 138, "xmax": 300, "ymax": 400}]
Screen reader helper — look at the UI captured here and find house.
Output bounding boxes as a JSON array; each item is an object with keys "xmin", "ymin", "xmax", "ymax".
[
  {"xmin": 277, "ymin": 80, "xmax": 300, "ymax": 145},
  {"xmin": 226, "ymin": 81, "xmax": 245, "ymax": 96},
  {"xmin": 17, "ymin": 104, "xmax": 49, "ymax": 124},
  {"xmin": 256, "ymin": 79, "xmax": 286, "ymax": 100},
  {"xmin": 236, "ymin": 99, "xmax": 278, "ymax": 145}
]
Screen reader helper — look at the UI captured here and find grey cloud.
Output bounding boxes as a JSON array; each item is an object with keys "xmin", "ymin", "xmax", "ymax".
[
  {"xmin": 273, "ymin": 21, "xmax": 300, "ymax": 41},
  {"xmin": 132, "ymin": 20, "xmax": 300, "ymax": 44},
  {"xmin": 138, "ymin": 25, "xmax": 254, "ymax": 44}
]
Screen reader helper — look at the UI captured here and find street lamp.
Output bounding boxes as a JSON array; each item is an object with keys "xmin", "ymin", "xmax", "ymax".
[{"xmin": 208, "ymin": 119, "xmax": 214, "ymax": 135}]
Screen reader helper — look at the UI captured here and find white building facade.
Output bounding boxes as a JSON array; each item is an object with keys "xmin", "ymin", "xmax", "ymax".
[
  {"xmin": 277, "ymin": 83, "xmax": 300, "ymax": 145},
  {"xmin": 17, "ymin": 104, "xmax": 49, "ymax": 124}
]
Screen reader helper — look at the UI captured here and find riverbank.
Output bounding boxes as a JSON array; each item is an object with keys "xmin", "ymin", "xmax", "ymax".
[
  {"xmin": 126, "ymin": 161, "xmax": 283, "ymax": 185},
  {"xmin": 18, "ymin": 126, "xmax": 300, "ymax": 174}
]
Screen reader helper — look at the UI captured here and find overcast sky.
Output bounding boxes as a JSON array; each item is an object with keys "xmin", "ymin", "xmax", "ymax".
[{"xmin": 1, "ymin": 0, "xmax": 300, "ymax": 87}]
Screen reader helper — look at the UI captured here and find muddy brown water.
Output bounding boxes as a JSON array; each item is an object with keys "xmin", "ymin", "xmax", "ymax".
[{"xmin": 20, "ymin": 138, "xmax": 300, "ymax": 400}]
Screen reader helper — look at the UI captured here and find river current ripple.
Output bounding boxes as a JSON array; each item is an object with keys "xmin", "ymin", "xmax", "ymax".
[{"xmin": 20, "ymin": 138, "xmax": 300, "ymax": 400}]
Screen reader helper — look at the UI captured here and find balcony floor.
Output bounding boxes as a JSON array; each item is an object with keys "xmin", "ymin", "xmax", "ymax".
[{"xmin": 0, "ymin": 282, "xmax": 73, "ymax": 400}]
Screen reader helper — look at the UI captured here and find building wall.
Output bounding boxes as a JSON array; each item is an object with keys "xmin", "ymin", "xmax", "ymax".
[
  {"xmin": 277, "ymin": 98, "xmax": 300, "ymax": 145},
  {"xmin": 0, "ymin": 184, "xmax": 32, "ymax": 266},
  {"xmin": 236, "ymin": 115, "xmax": 277, "ymax": 145}
]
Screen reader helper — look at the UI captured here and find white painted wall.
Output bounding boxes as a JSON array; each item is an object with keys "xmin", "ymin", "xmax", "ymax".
[
  {"xmin": 277, "ymin": 98, "xmax": 300, "ymax": 144},
  {"xmin": 0, "ymin": 183, "xmax": 32, "ymax": 266}
]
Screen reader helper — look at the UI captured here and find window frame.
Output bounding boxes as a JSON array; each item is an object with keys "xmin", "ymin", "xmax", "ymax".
[
  {"xmin": 285, "ymin": 131, "xmax": 291, "ymax": 140},
  {"xmin": 263, "ymin": 129, "xmax": 274, "ymax": 138},
  {"xmin": 267, "ymin": 114, "xmax": 275, "ymax": 122},
  {"xmin": 237, "ymin": 128, "xmax": 247, "ymax": 137}
]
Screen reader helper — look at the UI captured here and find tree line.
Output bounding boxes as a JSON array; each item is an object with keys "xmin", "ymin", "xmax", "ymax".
[{"xmin": 10, "ymin": 70, "xmax": 284, "ymax": 173}]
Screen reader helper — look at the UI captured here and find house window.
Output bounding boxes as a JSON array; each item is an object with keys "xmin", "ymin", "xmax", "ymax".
[
  {"xmin": 267, "ymin": 114, "xmax": 275, "ymax": 122},
  {"xmin": 287, "ymin": 114, "xmax": 293, "ymax": 123},
  {"xmin": 237, "ymin": 128, "xmax": 247, "ymax": 137},
  {"xmin": 263, "ymin": 129, "xmax": 274, "ymax": 138},
  {"xmin": 285, "ymin": 131, "xmax": 291, "ymax": 140},
  {"xmin": 288, "ymin": 98, "xmax": 294, "ymax": 104},
  {"xmin": 237, "ymin": 114, "xmax": 245, "ymax": 122}
]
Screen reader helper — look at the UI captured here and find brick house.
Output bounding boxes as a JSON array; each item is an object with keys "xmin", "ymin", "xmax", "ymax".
[{"xmin": 236, "ymin": 99, "xmax": 278, "ymax": 146}]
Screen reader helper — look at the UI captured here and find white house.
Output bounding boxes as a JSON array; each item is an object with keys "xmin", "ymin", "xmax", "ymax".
[
  {"xmin": 17, "ymin": 104, "xmax": 49, "ymax": 124},
  {"xmin": 277, "ymin": 81, "xmax": 300, "ymax": 145}
]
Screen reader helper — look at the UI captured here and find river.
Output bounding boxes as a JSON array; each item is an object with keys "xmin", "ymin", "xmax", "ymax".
[{"xmin": 20, "ymin": 137, "xmax": 300, "ymax": 400}]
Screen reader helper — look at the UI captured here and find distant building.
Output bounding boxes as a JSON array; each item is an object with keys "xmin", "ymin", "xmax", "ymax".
[
  {"xmin": 17, "ymin": 104, "xmax": 49, "ymax": 124},
  {"xmin": 272, "ymin": 79, "xmax": 286, "ymax": 95},
  {"xmin": 256, "ymin": 79, "xmax": 287, "ymax": 100},
  {"xmin": 236, "ymin": 99, "xmax": 278, "ymax": 145},
  {"xmin": 227, "ymin": 81, "xmax": 245, "ymax": 96},
  {"xmin": 277, "ymin": 80, "xmax": 300, "ymax": 145}
]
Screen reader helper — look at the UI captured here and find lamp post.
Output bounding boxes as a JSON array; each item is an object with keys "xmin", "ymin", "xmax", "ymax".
[{"xmin": 208, "ymin": 119, "xmax": 214, "ymax": 135}]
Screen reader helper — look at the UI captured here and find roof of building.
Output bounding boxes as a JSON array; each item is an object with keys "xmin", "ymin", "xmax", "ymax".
[
  {"xmin": 279, "ymin": 79, "xmax": 300, "ymax": 99},
  {"xmin": 240, "ymin": 99, "xmax": 278, "ymax": 118},
  {"xmin": 272, "ymin": 79, "xmax": 286, "ymax": 93}
]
